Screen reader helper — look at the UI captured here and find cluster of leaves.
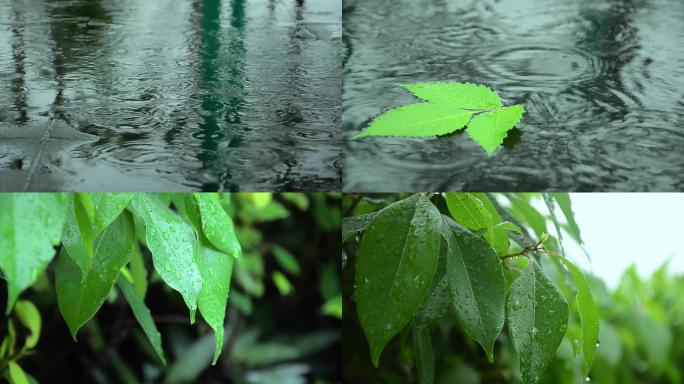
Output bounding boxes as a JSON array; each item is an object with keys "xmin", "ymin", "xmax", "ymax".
[
  {"xmin": 0, "ymin": 193, "xmax": 342, "ymax": 384},
  {"xmin": 352, "ymin": 82, "xmax": 525, "ymax": 155},
  {"xmin": 342, "ymin": 193, "xmax": 598, "ymax": 384}
]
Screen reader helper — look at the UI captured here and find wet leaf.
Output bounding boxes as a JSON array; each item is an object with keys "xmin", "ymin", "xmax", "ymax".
[
  {"xmin": 196, "ymin": 243, "xmax": 234, "ymax": 365},
  {"xmin": 353, "ymin": 82, "xmax": 525, "ymax": 155},
  {"xmin": 466, "ymin": 105, "xmax": 525, "ymax": 156},
  {"xmin": 117, "ymin": 274, "xmax": 166, "ymax": 365},
  {"xmin": 89, "ymin": 193, "xmax": 134, "ymax": 234},
  {"xmin": 413, "ymin": 237, "xmax": 450, "ymax": 328},
  {"xmin": 356, "ymin": 194, "xmax": 442, "ymax": 367},
  {"xmin": 442, "ymin": 218, "xmax": 505, "ymax": 362},
  {"xmin": 56, "ymin": 213, "xmax": 135, "ymax": 339},
  {"xmin": 445, "ymin": 193, "xmax": 508, "ymax": 255},
  {"xmin": 0, "ymin": 194, "xmax": 67, "ymax": 313},
  {"xmin": 194, "ymin": 193, "xmax": 242, "ymax": 259},
  {"xmin": 412, "ymin": 325, "xmax": 434, "ymax": 384},
  {"xmin": 507, "ymin": 260, "xmax": 569, "ymax": 384},
  {"xmin": 61, "ymin": 195, "xmax": 96, "ymax": 275},
  {"xmin": 130, "ymin": 194, "xmax": 202, "ymax": 321},
  {"xmin": 342, "ymin": 212, "xmax": 376, "ymax": 243}
]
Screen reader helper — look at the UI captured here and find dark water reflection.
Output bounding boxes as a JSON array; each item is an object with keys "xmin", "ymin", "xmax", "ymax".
[
  {"xmin": 343, "ymin": 0, "xmax": 684, "ymax": 191},
  {"xmin": 0, "ymin": 0, "xmax": 341, "ymax": 191}
]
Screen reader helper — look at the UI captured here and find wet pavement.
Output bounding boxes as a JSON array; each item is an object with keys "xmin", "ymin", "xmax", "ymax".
[
  {"xmin": 343, "ymin": 0, "xmax": 684, "ymax": 191},
  {"xmin": 0, "ymin": 0, "xmax": 341, "ymax": 191}
]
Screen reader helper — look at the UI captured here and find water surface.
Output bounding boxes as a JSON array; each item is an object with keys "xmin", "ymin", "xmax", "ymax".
[
  {"xmin": 0, "ymin": 0, "xmax": 341, "ymax": 191},
  {"xmin": 343, "ymin": 0, "xmax": 684, "ymax": 191}
]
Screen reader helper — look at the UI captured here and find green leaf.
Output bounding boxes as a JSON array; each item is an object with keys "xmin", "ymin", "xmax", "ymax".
[
  {"xmin": 412, "ymin": 325, "xmax": 434, "ymax": 384},
  {"xmin": 399, "ymin": 82, "xmax": 502, "ymax": 108},
  {"xmin": 356, "ymin": 194, "xmax": 441, "ymax": 367},
  {"xmin": 442, "ymin": 218, "xmax": 505, "ymax": 362},
  {"xmin": 466, "ymin": 105, "xmax": 525, "ymax": 156},
  {"xmin": 129, "ymin": 194, "xmax": 202, "ymax": 321},
  {"xmin": 353, "ymin": 103, "xmax": 473, "ymax": 139},
  {"xmin": 0, "ymin": 194, "xmax": 67, "ymax": 313},
  {"xmin": 196, "ymin": 243, "xmax": 234, "ymax": 365},
  {"xmin": 553, "ymin": 193, "xmax": 590, "ymax": 262},
  {"xmin": 129, "ymin": 244, "xmax": 148, "ymax": 299},
  {"xmin": 8, "ymin": 361, "xmax": 29, "ymax": 384},
  {"xmin": 542, "ymin": 193, "xmax": 565, "ymax": 255},
  {"xmin": 342, "ymin": 212, "xmax": 376, "ymax": 243},
  {"xmin": 271, "ymin": 245, "xmax": 300, "ymax": 275},
  {"xmin": 506, "ymin": 260, "xmax": 569, "ymax": 384},
  {"xmin": 61, "ymin": 195, "xmax": 96, "ymax": 274},
  {"xmin": 445, "ymin": 193, "xmax": 508, "ymax": 255},
  {"xmin": 89, "ymin": 193, "xmax": 134, "ymax": 234},
  {"xmin": 272, "ymin": 271, "xmax": 294, "ymax": 296},
  {"xmin": 14, "ymin": 300, "xmax": 41, "ymax": 349},
  {"xmin": 194, "ymin": 193, "xmax": 242, "ymax": 259},
  {"xmin": 117, "ymin": 274, "xmax": 166, "ymax": 365},
  {"xmin": 56, "ymin": 213, "xmax": 135, "ymax": 339},
  {"xmin": 322, "ymin": 295, "xmax": 342, "ymax": 319},
  {"xmin": 353, "ymin": 82, "xmax": 525, "ymax": 155},
  {"xmin": 414, "ymin": 237, "xmax": 450, "ymax": 328},
  {"xmin": 559, "ymin": 256, "xmax": 599, "ymax": 373},
  {"xmin": 506, "ymin": 194, "xmax": 547, "ymax": 237}
]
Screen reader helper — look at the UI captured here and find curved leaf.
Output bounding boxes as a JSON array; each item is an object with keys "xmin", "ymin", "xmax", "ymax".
[
  {"xmin": 507, "ymin": 260, "xmax": 568, "ymax": 384},
  {"xmin": 342, "ymin": 212, "xmax": 376, "ymax": 243},
  {"xmin": 130, "ymin": 194, "xmax": 202, "ymax": 321},
  {"xmin": 117, "ymin": 274, "xmax": 166, "ymax": 365},
  {"xmin": 0, "ymin": 194, "xmax": 67, "ymax": 313},
  {"xmin": 196, "ymin": 243, "xmax": 234, "ymax": 365},
  {"xmin": 356, "ymin": 194, "xmax": 441, "ymax": 367},
  {"xmin": 194, "ymin": 193, "xmax": 241, "ymax": 259},
  {"xmin": 56, "ymin": 213, "xmax": 135, "ymax": 339},
  {"xmin": 443, "ymin": 218, "xmax": 505, "ymax": 362},
  {"xmin": 14, "ymin": 300, "xmax": 41, "ymax": 349}
]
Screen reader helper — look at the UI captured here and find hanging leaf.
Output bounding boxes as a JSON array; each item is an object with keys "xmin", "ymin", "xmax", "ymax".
[
  {"xmin": 56, "ymin": 213, "xmax": 135, "ymax": 339},
  {"xmin": 442, "ymin": 218, "xmax": 505, "ymax": 362},
  {"xmin": 196, "ymin": 243, "xmax": 234, "ymax": 365},
  {"xmin": 117, "ymin": 274, "xmax": 166, "ymax": 365},
  {"xmin": 342, "ymin": 212, "xmax": 376, "ymax": 243},
  {"xmin": 129, "ymin": 194, "xmax": 202, "ymax": 322},
  {"xmin": 507, "ymin": 260, "xmax": 568, "ymax": 384},
  {"xmin": 0, "ymin": 194, "xmax": 67, "ymax": 313},
  {"xmin": 191, "ymin": 193, "xmax": 242, "ymax": 259},
  {"xmin": 353, "ymin": 82, "xmax": 525, "ymax": 155},
  {"xmin": 356, "ymin": 194, "xmax": 442, "ymax": 367},
  {"xmin": 414, "ymin": 237, "xmax": 450, "ymax": 328},
  {"xmin": 61, "ymin": 195, "xmax": 96, "ymax": 274},
  {"xmin": 559, "ymin": 256, "xmax": 599, "ymax": 373}
]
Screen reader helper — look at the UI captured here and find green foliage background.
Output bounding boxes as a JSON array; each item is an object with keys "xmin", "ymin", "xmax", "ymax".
[
  {"xmin": 1, "ymin": 192, "xmax": 341, "ymax": 384},
  {"xmin": 343, "ymin": 193, "xmax": 682, "ymax": 384}
]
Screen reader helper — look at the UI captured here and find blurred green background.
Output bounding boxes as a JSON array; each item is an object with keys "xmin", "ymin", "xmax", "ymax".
[{"xmin": 1, "ymin": 192, "xmax": 341, "ymax": 384}]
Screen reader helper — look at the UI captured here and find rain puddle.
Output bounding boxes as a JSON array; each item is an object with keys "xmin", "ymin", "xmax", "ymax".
[{"xmin": 0, "ymin": 0, "xmax": 341, "ymax": 191}]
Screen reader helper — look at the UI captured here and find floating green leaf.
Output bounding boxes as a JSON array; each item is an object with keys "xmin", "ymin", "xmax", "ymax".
[
  {"xmin": 353, "ymin": 82, "xmax": 525, "ymax": 155},
  {"xmin": 0, "ymin": 194, "xmax": 67, "ymax": 313},
  {"xmin": 56, "ymin": 213, "xmax": 135, "ymax": 339},
  {"xmin": 117, "ymin": 274, "xmax": 166, "ymax": 365},
  {"xmin": 130, "ymin": 194, "xmax": 202, "ymax": 321},
  {"xmin": 507, "ymin": 260, "xmax": 568, "ymax": 384},
  {"xmin": 559, "ymin": 256, "xmax": 599, "ymax": 373},
  {"xmin": 442, "ymin": 218, "xmax": 505, "ymax": 362},
  {"xmin": 196, "ymin": 243, "xmax": 234, "ymax": 365},
  {"xmin": 356, "ymin": 194, "xmax": 441, "ymax": 367}
]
